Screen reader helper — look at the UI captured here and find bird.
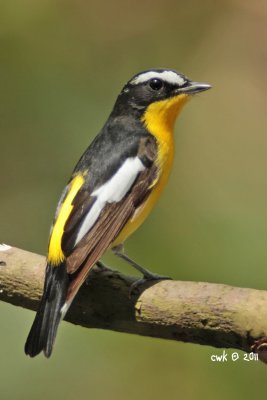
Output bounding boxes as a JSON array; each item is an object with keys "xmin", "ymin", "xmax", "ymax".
[{"xmin": 24, "ymin": 68, "xmax": 211, "ymax": 357}]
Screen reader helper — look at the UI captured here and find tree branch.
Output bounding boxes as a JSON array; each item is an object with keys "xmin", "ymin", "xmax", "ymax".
[{"xmin": 0, "ymin": 244, "xmax": 267, "ymax": 363}]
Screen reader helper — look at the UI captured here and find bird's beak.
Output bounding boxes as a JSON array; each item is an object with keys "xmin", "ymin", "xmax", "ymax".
[{"xmin": 177, "ymin": 81, "xmax": 212, "ymax": 95}]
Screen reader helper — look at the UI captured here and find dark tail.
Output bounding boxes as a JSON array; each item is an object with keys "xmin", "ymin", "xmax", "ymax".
[{"xmin": 24, "ymin": 262, "xmax": 69, "ymax": 358}]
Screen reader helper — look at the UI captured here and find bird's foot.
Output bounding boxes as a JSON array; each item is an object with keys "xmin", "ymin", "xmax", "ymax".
[{"xmin": 129, "ymin": 271, "xmax": 172, "ymax": 297}]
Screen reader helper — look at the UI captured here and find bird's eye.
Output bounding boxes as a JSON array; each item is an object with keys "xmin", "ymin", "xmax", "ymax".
[{"xmin": 149, "ymin": 78, "xmax": 163, "ymax": 91}]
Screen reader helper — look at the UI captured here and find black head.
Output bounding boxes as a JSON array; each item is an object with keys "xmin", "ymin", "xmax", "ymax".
[{"xmin": 111, "ymin": 68, "xmax": 211, "ymax": 117}]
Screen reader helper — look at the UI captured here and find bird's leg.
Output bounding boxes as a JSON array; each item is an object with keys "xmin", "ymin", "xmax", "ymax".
[{"xmin": 112, "ymin": 244, "xmax": 171, "ymax": 281}]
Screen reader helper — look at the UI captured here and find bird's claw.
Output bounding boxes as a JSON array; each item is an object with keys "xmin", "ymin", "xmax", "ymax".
[{"xmin": 129, "ymin": 273, "xmax": 172, "ymax": 297}]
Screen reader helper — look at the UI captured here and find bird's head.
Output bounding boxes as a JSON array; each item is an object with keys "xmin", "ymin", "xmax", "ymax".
[{"xmin": 112, "ymin": 68, "xmax": 211, "ymax": 131}]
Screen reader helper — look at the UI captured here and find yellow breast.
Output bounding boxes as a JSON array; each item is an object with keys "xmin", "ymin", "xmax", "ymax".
[{"xmin": 112, "ymin": 93, "xmax": 189, "ymax": 246}]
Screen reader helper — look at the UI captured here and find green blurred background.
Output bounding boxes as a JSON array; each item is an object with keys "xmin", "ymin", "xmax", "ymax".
[{"xmin": 1, "ymin": 0, "xmax": 266, "ymax": 398}]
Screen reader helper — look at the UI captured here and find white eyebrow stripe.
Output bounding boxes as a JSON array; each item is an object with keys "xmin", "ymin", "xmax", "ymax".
[
  {"xmin": 74, "ymin": 157, "xmax": 145, "ymax": 245},
  {"xmin": 131, "ymin": 71, "xmax": 186, "ymax": 86}
]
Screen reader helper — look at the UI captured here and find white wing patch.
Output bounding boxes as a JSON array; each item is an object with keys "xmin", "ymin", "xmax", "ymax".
[
  {"xmin": 74, "ymin": 157, "xmax": 145, "ymax": 245},
  {"xmin": 74, "ymin": 200, "xmax": 104, "ymax": 245},
  {"xmin": 131, "ymin": 70, "xmax": 185, "ymax": 86}
]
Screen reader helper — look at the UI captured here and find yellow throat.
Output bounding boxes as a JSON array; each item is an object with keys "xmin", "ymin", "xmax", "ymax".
[{"xmin": 142, "ymin": 93, "xmax": 189, "ymax": 170}]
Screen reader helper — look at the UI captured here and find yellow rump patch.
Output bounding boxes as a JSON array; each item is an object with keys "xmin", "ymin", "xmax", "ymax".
[{"xmin": 47, "ymin": 174, "xmax": 84, "ymax": 265}]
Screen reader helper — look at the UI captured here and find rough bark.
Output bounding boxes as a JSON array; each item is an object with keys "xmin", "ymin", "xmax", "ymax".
[{"xmin": 0, "ymin": 244, "xmax": 267, "ymax": 363}]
